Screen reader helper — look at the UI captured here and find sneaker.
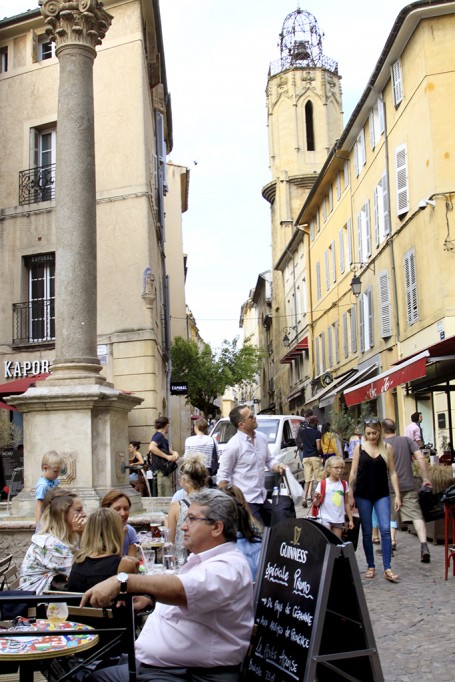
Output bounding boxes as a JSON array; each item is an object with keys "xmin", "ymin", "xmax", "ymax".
[{"xmin": 421, "ymin": 543, "xmax": 431, "ymax": 563}]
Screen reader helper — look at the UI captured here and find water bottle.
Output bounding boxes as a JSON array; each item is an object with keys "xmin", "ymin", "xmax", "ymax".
[{"xmin": 272, "ymin": 485, "xmax": 279, "ymax": 505}]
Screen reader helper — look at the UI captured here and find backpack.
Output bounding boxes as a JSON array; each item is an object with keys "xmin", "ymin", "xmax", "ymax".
[
  {"xmin": 295, "ymin": 422, "xmax": 308, "ymax": 450},
  {"xmin": 311, "ymin": 478, "xmax": 347, "ymax": 518}
]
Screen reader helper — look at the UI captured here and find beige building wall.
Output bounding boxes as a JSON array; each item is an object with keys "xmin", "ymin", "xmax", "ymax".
[
  {"xmin": 166, "ymin": 162, "xmax": 191, "ymax": 453},
  {"xmin": 0, "ymin": 1, "xmax": 187, "ymax": 459}
]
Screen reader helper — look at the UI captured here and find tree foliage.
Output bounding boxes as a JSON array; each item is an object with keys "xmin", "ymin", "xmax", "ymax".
[
  {"xmin": 0, "ymin": 416, "xmax": 22, "ymax": 450},
  {"xmin": 171, "ymin": 336, "xmax": 263, "ymax": 417}
]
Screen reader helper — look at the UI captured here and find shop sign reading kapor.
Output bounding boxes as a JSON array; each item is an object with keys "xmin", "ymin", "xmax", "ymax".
[{"xmin": 4, "ymin": 359, "xmax": 51, "ymax": 378}]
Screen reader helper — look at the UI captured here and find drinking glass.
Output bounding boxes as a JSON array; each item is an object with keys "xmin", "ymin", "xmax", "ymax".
[
  {"xmin": 142, "ymin": 548, "xmax": 156, "ymax": 573},
  {"xmin": 46, "ymin": 602, "xmax": 69, "ymax": 625}
]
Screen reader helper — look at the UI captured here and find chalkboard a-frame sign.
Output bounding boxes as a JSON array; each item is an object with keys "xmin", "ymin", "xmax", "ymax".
[{"xmin": 243, "ymin": 518, "xmax": 383, "ymax": 682}]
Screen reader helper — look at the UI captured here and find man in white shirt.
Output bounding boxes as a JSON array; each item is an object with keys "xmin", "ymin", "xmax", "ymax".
[
  {"xmin": 82, "ymin": 489, "xmax": 254, "ymax": 681},
  {"xmin": 217, "ymin": 405, "xmax": 286, "ymax": 526}
]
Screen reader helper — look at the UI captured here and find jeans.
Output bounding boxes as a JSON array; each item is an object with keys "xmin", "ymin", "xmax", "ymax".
[
  {"xmin": 87, "ymin": 663, "xmax": 240, "ymax": 682},
  {"xmin": 355, "ymin": 495, "xmax": 392, "ymax": 571}
]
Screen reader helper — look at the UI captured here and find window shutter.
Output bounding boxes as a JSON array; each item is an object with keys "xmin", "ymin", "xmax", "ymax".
[
  {"xmin": 320, "ymin": 332, "xmax": 326, "ymax": 372},
  {"xmin": 374, "ymin": 185, "xmax": 380, "ymax": 247},
  {"xmin": 328, "ymin": 326, "xmax": 333, "ymax": 367},
  {"xmin": 336, "ymin": 172, "xmax": 341, "ymax": 200},
  {"xmin": 331, "ymin": 241, "xmax": 336, "ymax": 282},
  {"xmin": 404, "ymin": 248, "xmax": 418, "ymax": 324},
  {"xmin": 325, "ymin": 250, "xmax": 330, "ymax": 290},
  {"xmin": 357, "ymin": 211, "xmax": 363, "ymax": 263},
  {"xmin": 367, "ymin": 288, "xmax": 374, "ymax": 348},
  {"xmin": 359, "ymin": 296, "xmax": 365, "ymax": 352},
  {"xmin": 344, "ymin": 161, "xmax": 349, "ymax": 188},
  {"xmin": 369, "ymin": 110, "xmax": 375, "ymax": 150},
  {"xmin": 392, "ymin": 59, "xmax": 403, "ymax": 106},
  {"xmin": 310, "ymin": 218, "xmax": 315, "ymax": 241},
  {"xmin": 315, "ymin": 337, "xmax": 320, "ymax": 376},
  {"xmin": 316, "ymin": 261, "xmax": 321, "ymax": 300},
  {"xmin": 379, "ymin": 271, "xmax": 392, "ymax": 337},
  {"xmin": 364, "ymin": 201, "xmax": 371, "ymax": 257},
  {"xmin": 378, "ymin": 98, "xmax": 385, "ymax": 134},
  {"xmin": 382, "ymin": 174, "xmax": 390, "ymax": 236},
  {"xmin": 347, "ymin": 218, "xmax": 352, "ymax": 264},
  {"xmin": 156, "ymin": 111, "xmax": 168, "ymax": 193},
  {"xmin": 359, "ymin": 129, "xmax": 366, "ymax": 167},
  {"xmin": 395, "ymin": 144, "xmax": 409, "ymax": 215},
  {"xmin": 343, "ymin": 313, "xmax": 348, "ymax": 358},
  {"xmin": 354, "ymin": 142, "xmax": 359, "ymax": 177},
  {"xmin": 339, "ymin": 229, "xmax": 345, "ymax": 274},
  {"xmin": 30, "ymin": 128, "xmax": 39, "ymax": 168},
  {"xmin": 334, "ymin": 321, "xmax": 339, "ymax": 364},
  {"xmin": 322, "ymin": 197, "xmax": 327, "ymax": 222},
  {"xmin": 329, "ymin": 186, "xmax": 333, "ymax": 213},
  {"xmin": 350, "ymin": 305, "xmax": 357, "ymax": 353}
]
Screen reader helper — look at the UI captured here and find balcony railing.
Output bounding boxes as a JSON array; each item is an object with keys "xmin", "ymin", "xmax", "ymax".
[
  {"xmin": 19, "ymin": 163, "xmax": 56, "ymax": 205},
  {"xmin": 12, "ymin": 300, "xmax": 55, "ymax": 346}
]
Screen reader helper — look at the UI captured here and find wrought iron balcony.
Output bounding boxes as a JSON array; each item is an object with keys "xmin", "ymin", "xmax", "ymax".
[
  {"xmin": 12, "ymin": 300, "xmax": 55, "ymax": 346},
  {"xmin": 19, "ymin": 163, "xmax": 56, "ymax": 205}
]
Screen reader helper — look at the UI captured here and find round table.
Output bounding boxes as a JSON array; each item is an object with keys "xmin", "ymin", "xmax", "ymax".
[{"xmin": 0, "ymin": 619, "xmax": 99, "ymax": 681}]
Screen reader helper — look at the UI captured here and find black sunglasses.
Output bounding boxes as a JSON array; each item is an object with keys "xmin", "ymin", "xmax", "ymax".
[{"xmin": 364, "ymin": 417, "xmax": 380, "ymax": 425}]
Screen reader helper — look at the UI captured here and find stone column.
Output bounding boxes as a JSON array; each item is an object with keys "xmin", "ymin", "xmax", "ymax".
[{"xmin": 40, "ymin": 0, "xmax": 111, "ymax": 384}]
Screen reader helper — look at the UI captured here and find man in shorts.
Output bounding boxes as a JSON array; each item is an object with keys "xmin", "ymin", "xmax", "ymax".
[
  {"xmin": 382, "ymin": 418, "xmax": 432, "ymax": 563},
  {"xmin": 300, "ymin": 416, "xmax": 322, "ymax": 507}
]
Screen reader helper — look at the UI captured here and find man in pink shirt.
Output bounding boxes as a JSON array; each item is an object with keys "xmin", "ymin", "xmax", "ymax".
[
  {"xmin": 405, "ymin": 411, "xmax": 423, "ymax": 448},
  {"xmin": 82, "ymin": 489, "xmax": 254, "ymax": 681}
]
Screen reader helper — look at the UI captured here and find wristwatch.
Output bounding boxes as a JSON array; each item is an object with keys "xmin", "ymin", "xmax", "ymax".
[{"xmin": 116, "ymin": 572, "xmax": 129, "ymax": 593}]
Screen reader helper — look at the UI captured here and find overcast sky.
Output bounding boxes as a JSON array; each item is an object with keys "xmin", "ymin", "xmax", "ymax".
[{"xmin": 2, "ymin": 0, "xmax": 408, "ymax": 348}]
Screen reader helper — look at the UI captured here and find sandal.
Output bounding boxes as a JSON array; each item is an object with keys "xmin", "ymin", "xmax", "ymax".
[
  {"xmin": 384, "ymin": 569, "xmax": 400, "ymax": 583},
  {"xmin": 365, "ymin": 567, "xmax": 375, "ymax": 579}
]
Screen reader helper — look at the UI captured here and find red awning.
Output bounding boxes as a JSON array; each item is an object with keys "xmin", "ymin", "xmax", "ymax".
[
  {"xmin": 344, "ymin": 352, "xmax": 429, "ymax": 407},
  {"xmin": 0, "ymin": 400, "xmax": 16, "ymax": 411},
  {"xmin": 0, "ymin": 373, "xmax": 49, "ymax": 395},
  {"xmin": 280, "ymin": 336, "xmax": 309, "ymax": 364}
]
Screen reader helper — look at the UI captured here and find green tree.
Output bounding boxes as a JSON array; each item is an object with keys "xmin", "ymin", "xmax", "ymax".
[{"xmin": 171, "ymin": 336, "xmax": 263, "ymax": 417}]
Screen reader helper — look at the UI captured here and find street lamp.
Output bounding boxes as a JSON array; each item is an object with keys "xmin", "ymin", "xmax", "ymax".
[{"xmin": 350, "ymin": 262, "xmax": 375, "ymax": 298}]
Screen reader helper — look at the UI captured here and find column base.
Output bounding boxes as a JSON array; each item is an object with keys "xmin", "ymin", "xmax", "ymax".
[{"xmin": 7, "ymin": 383, "xmax": 144, "ymax": 518}]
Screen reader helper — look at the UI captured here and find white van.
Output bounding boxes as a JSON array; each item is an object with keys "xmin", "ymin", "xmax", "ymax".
[{"xmin": 210, "ymin": 414, "xmax": 305, "ymax": 492}]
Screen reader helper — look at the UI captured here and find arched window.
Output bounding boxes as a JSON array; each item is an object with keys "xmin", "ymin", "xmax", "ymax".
[{"xmin": 305, "ymin": 101, "xmax": 315, "ymax": 151}]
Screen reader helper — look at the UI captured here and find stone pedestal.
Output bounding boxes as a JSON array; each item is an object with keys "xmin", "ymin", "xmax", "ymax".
[{"xmin": 8, "ymin": 384, "xmax": 143, "ymax": 516}]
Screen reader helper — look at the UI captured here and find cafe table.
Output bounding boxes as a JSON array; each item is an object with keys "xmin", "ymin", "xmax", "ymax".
[{"xmin": 0, "ymin": 619, "xmax": 99, "ymax": 682}]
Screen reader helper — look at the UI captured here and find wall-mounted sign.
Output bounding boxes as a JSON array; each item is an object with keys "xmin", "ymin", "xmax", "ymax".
[
  {"xmin": 170, "ymin": 382, "xmax": 188, "ymax": 395},
  {"xmin": 4, "ymin": 359, "xmax": 51, "ymax": 379},
  {"xmin": 320, "ymin": 371, "xmax": 333, "ymax": 387}
]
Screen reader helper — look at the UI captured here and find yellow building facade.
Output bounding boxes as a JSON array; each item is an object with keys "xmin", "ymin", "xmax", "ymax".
[{"xmin": 294, "ymin": 1, "xmax": 455, "ymax": 447}]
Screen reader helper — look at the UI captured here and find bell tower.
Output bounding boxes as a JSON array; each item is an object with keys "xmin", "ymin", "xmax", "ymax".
[{"xmin": 262, "ymin": 8, "xmax": 343, "ymax": 413}]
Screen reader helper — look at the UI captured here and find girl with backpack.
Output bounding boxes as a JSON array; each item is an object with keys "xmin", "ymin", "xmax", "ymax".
[{"xmin": 311, "ymin": 456, "xmax": 354, "ymax": 539}]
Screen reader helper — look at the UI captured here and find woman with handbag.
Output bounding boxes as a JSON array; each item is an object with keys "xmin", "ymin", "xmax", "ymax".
[{"xmin": 148, "ymin": 416, "xmax": 180, "ymax": 497}]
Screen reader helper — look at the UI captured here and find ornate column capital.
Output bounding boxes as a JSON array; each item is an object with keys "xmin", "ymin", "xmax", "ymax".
[{"xmin": 39, "ymin": 0, "xmax": 113, "ymax": 52}]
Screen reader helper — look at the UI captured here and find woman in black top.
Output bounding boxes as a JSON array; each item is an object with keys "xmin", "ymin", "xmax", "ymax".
[
  {"xmin": 348, "ymin": 418, "xmax": 401, "ymax": 583},
  {"xmin": 68, "ymin": 508, "xmax": 137, "ymax": 592}
]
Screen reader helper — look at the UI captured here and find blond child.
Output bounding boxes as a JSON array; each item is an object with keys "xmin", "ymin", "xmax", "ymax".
[
  {"xmin": 312, "ymin": 456, "xmax": 354, "ymax": 539},
  {"xmin": 35, "ymin": 450, "xmax": 64, "ymax": 526}
]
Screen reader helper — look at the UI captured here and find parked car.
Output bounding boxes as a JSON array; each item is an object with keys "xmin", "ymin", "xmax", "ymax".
[{"xmin": 210, "ymin": 414, "xmax": 305, "ymax": 495}]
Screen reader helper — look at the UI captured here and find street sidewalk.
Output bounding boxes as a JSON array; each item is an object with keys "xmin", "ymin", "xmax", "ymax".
[{"xmin": 297, "ymin": 501, "xmax": 454, "ymax": 681}]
